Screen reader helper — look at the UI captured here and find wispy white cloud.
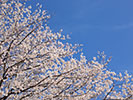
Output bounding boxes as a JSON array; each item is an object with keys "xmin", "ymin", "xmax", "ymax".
[
  {"xmin": 113, "ymin": 22, "xmax": 133, "ymax": 30},
  {"xmin": 65, "ymin": 22, "xmax": 133, "ymax": 32}
]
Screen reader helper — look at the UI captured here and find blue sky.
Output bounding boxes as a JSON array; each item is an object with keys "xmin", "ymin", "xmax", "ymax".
[{"xmin": 29, "ymin": 0, "xmax": 133, "ymax": 73}]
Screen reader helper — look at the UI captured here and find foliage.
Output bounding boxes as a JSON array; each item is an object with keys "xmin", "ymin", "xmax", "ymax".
[{"xmin": 0, "ymin": 0, "xmax": 132, "ymax": 100}]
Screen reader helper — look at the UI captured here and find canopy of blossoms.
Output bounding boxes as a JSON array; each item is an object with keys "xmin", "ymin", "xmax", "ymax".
[{"xmin": 0, "ymin": 0, "xmax": 132, "ymax": 100}]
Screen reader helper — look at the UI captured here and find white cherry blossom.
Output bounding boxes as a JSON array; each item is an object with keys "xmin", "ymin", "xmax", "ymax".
[{"xmin": 0, "ymin": 0, "xmax": 132, "ymax": 100}]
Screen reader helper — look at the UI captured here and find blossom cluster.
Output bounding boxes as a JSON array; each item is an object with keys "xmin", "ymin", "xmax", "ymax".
[{"xmin": 0, "ymin": 0, "xmax": 132, "ymax": 100}]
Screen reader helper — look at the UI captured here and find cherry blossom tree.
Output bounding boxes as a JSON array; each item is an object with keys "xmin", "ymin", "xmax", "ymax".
[{"xmin": 0, "ymin": 0, "xmax": 132, "ymax": 100}]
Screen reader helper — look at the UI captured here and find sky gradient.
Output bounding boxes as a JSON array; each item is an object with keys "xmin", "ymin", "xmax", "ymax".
[{"xmin": 29, "ymin": 0, "xmax": 133, "ymax": 73}]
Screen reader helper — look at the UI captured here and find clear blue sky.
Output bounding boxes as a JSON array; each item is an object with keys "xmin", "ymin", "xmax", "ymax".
[{"xmin": 29, "ymin": 0, "xmax": 133, "ymax": 73}]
